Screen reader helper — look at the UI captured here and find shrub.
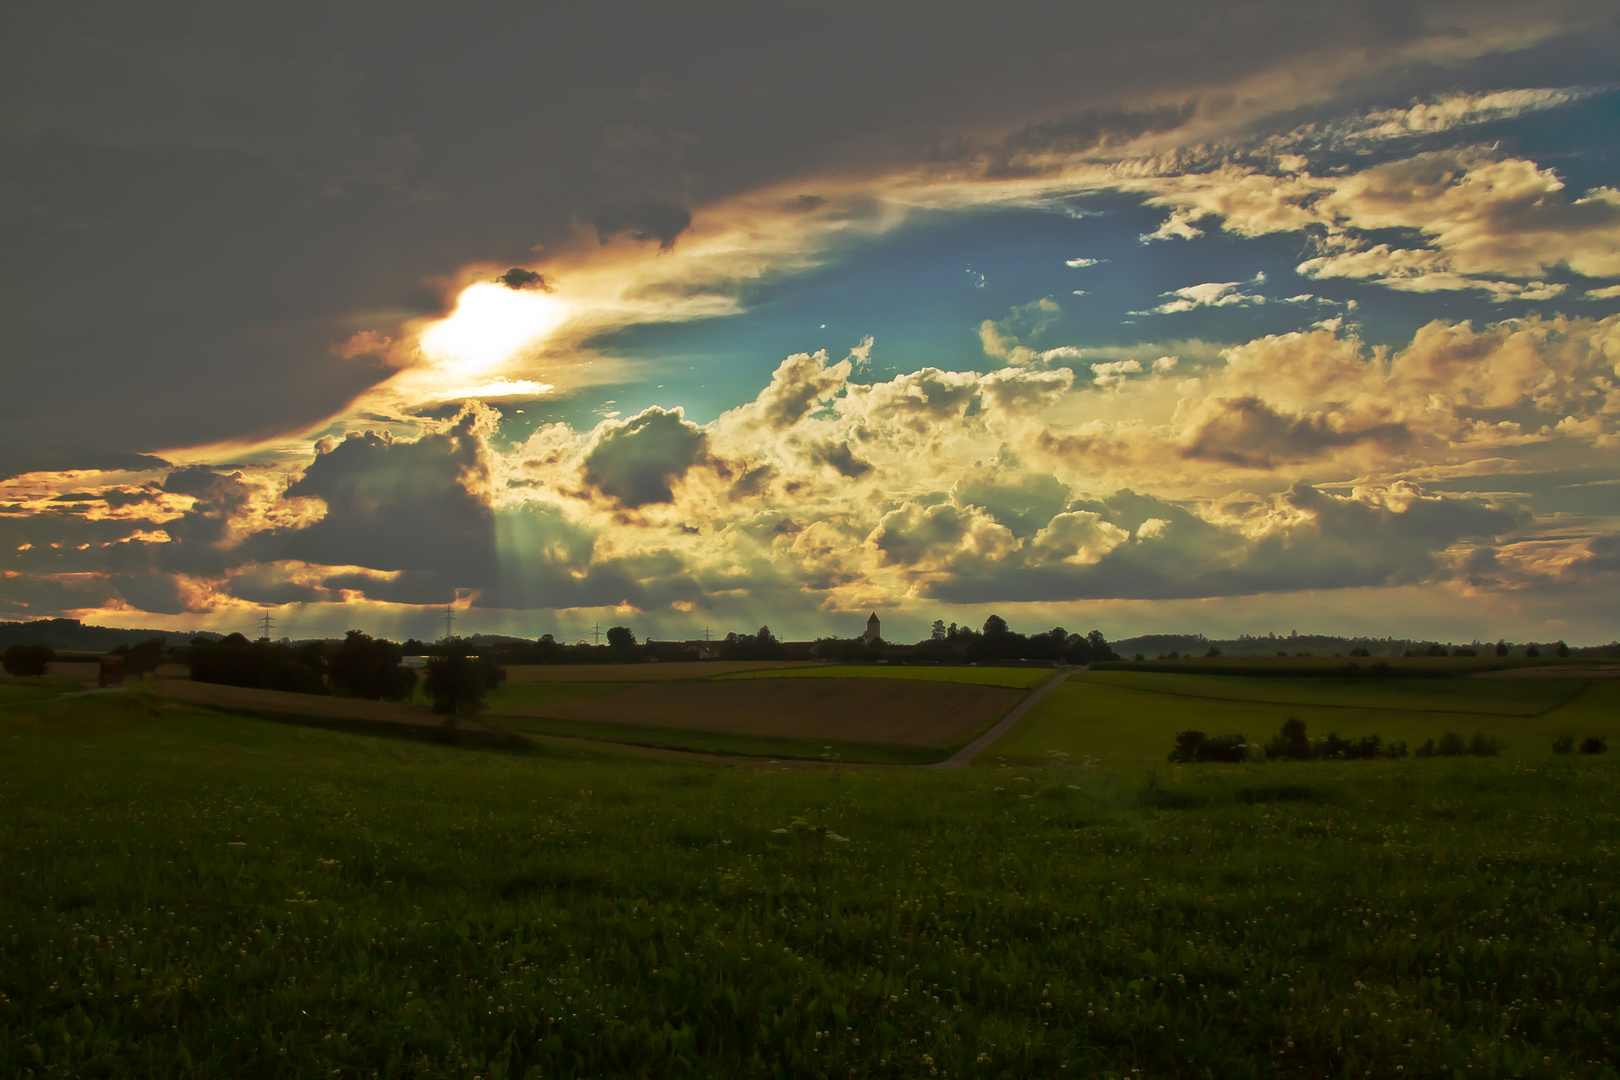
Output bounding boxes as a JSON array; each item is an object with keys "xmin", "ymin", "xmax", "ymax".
[
  {"xmin": 1579, "ymin": 736, "xmax": 1609, "ymax": 755},
  {"xmin": 1425, "ymin": 644, "xmax": 1449, "ymax": 657},
  {"xmin": 1553, "ymin": 735, "xmax": 1576, "ymax": 755},
  {"xmin": 1436, "ymin": 732, "xmax": 1468, "ymax": 757},
  {"xmin": 1468, "ymin": 732, "xmax": 1503, "ymax": 757},
  {"xmin": 1265, "ymin": 718, "xmax": 1312, "ymax": 761},
  {"xmin": 1526, "ymin": 645, "xmax": 1541, "ymax": 658},
  {"xmin": 1556, "ymin": 641, "xmax": 1570, "ymax": 658},
  {"xmin": 1168, "ymin": 730, "xmax": 1249, "ymax": 763},
  {"xmin": 1204, "ymin": 646, "xmax": 1222, "ymax": 658},
  {"xmin": 1318, "ymin": 732, "xmax": 1354, "ymax": 760},
  {"xmin": 1350, "ymin": 735, "xmax": 1384, "ymax": 760},
  {"xmin": 1451, "ymin": 647, "xmax": 1478, "ymax": 658},
  {"xmin": 1349, "ymin": 646, "xmax": 1370, "ymax": 657},
  {"xmin": 1414, "ymin": 738, "xmax": 1436, "ymax": 757},
  {"xmin": 1385, "ymin": 739, "xmax": 1408, "ymax": 758}
]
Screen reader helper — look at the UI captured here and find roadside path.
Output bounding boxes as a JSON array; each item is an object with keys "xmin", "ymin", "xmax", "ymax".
[{"xmin": 924, "ymin": 667, "xmax": 1078, "ymax": 770}]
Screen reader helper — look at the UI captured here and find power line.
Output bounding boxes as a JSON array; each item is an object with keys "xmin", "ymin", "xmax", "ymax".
[
  {"xmin": 443, "ymin": 607, "xmax": 455, "ymax": 641},
  {"xmin": 591, "ymin": 621, "xmax": 603, "ymax": 645},
  {"xmin": 258, "ymin": 611, "xmax": 274, "ymax": 640}
]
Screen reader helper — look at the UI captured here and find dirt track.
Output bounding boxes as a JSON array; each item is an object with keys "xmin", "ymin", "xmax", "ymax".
[{"xmin": 494, "ymin": 678, "xmax": 1021, "ymax": 747}]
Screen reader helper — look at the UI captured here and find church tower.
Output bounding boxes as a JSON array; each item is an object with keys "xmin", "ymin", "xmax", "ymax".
[{"xmin": 864, "ymin": 612, "xmax": 881, "ymax": 643}]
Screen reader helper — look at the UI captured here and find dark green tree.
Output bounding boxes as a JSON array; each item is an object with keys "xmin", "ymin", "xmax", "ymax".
[
  {"xmin": 424, "ymin": 640, "xmax": 506, "ymax": 718},
  {"xmin": 606, "ymin": 626, "xmax": 637, "ymax": 649},
  {"xmin": 329, "ymin": 630, "xmax": 416, "ymax": 700},
  {"xmin": 2, "ymin": 644, "xmax": 54, "ymax": 677},
  {"xmin": 119, "ymin": 637, "xmax": 167, "ymax": 678}
]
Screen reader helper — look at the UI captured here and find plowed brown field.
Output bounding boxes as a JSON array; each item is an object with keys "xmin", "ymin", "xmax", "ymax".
[
  {"xmin": 493, "ymin": 678, "xmax": 1022, "ymax": 747},
  {"xmin": 502, "ymin": 662, "xmax": 819, "ymax": 682}
]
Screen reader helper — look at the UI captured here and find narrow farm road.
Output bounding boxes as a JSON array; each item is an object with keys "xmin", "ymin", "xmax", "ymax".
[{"xmin": 924, "ymin": 667, "xmax": 1078, "ymax": 770}]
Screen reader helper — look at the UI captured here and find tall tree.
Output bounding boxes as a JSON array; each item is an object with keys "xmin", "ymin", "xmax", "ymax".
[{"xmin": 329, "ymin": 630, "xmax": 416, "ymax": 700}]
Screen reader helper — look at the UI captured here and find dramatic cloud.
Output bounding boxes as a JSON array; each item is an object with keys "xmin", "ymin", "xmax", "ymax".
[
  {"xmin": 7, "ymin": 4, "xmax": 1620, "ymax": 641},
  {"xmin": 590, "ymin": 201, "xmax": 694, "ymax": 250},
  {"xmin": 579, "ymin": 408, "xmax": 709, "ymax": 509}
]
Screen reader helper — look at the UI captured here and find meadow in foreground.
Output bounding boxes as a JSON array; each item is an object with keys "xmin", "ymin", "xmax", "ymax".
[{"xmin": 1, "ymin": 690, "xmax": 1617, "ymax": 1079}]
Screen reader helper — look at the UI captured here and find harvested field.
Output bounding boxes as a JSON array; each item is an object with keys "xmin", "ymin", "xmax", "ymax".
[
  {"xmin": 502, "ymin": 661, "xmax": 820, "ymax": 682},
  {"xmin": 716, "ymin": 664, "xmax": 1055, "ymax": 688},
  {"xmin": 492, "ymin": 678, "xmax": 1022, "ymax": 747},
  {"xmin": 149, "ymin": 680, "xmax": 525, "ymax": 748}
]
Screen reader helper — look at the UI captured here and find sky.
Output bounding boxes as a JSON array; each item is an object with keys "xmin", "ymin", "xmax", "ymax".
[{"xmin": 4, "ymin": 0, "xmax": 1620, "ymax": 645}]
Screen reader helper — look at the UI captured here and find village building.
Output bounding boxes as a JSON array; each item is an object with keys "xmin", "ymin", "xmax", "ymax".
[{"xmin": 863, "ymin": 612, "xmax": 881, "ymax": 643}]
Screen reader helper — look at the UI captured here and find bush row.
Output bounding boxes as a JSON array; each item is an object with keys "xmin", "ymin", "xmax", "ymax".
[{"xmin": 1168, "ymin": 719, "xmax": 1508, "ymax": 763}]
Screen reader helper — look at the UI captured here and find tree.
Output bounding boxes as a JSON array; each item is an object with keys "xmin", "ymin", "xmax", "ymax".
[
  {"xmin": 1526, "ymin": 644, "xmax": 1541, "ymax": 658},
  {"xmin": 329, "ymin": 630, "xmax": 416, "ymax": 700},
  {"xmin": 1494, "ymin": 639, "xmax": 1509, "ymax": 657},
  {"xmin": 982, "ymin": 614, "xmax": 1009, "ymax": 637},
  {"xmin": 111, "ymin": 636, "xmax": 167, "ymax": 678},
  {"xmin": 2, "ymin": 644, "xmax": 54, "ymax": 677},
  {"xmin": 1556, "ymin": 640, "xmax": 1570, "ymax": 658},
  {"xmin": 187, "ymin": 634, "xmax": 325, "ymax": 694},
  {"xmin": 930, "ymin": 619, "xmax": 946, "ymax": 642},
  {"xmin": 423, "ymin": 640, "xmax": 506, "ymax": 719},
  {"xmin": 606, "ymin": 626, "xmax": 637, "ymax": 649}
]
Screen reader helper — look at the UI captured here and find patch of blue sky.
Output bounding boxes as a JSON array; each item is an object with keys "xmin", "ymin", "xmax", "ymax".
[
  {"xmin": 505, "ymin": 95, "xmax": 1620, "ymax": 445},
  {"xmin": 571, "ymin": 206, "xmax": 1568, "ymax": 428}
]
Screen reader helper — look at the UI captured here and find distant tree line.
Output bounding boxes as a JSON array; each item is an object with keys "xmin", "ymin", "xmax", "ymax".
[
  {"xmin": 469, "ymin": 616, "xmax": 1115, "ymax": 667},
  {"xmin": 188, "ymin": 631, "xmax": 504, "ymax": 716}
]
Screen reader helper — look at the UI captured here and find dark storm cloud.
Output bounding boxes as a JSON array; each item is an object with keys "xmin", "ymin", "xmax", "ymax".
[
  {"xmin": 278, "ymin": 411, "xmax": 497, "ymax": 581},
  {"xmin": 579, "ymin": 408, "xmax": 708, "ymax": 509},
  {"xmin": 807, "ymin": 442, "xmax": 872, "ymax": 479},
  {"xmin": 496, "ymin": 268, "xmax": 552, "ymax": 291},
  {"xmin": 0, "ymin": 448, "xmax": 170, "ymax": 482},
  {"xmin": 1180, "ymin": 397, "xmax": 1413, "ymax": 468},
  {"xmin": 4, "ymin": 0, "xmax": 1607, "ymax": 459},
  {"xmin": 920, "ymin": 484, "xmax": 1526, "ymax": 604},
  {"xmin": 589, "ymin": 200, "xmax": 693, "ymax": 250}
]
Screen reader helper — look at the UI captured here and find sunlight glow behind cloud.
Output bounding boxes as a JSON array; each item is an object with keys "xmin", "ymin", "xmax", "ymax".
[{"xmin": 418, "ymin": 283, "xmax": 570, "ymax": 379}]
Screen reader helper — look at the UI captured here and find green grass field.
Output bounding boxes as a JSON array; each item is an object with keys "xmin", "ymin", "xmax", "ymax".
[
  {"xmin": 2, "ymin": 680, "xmax": 1618, "ymax": 1078},
  {"xmin": 714, "ymin": 665, "xmax": 1055, "ymax": 689},
  {"xmin": 988, "ymin": 672, "xmax": 1620, "ymax": 766},
  {"xmin": 0, "ymin": 678, "xmax": 83, "ymax": 706}
]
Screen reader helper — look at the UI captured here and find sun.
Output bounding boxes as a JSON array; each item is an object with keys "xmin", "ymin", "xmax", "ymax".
[{"xmin": 418, "ymin": 282, "xmax": 569, "ymax": 378}]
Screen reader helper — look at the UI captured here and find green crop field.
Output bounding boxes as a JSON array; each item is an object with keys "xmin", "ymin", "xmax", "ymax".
[
  {"xmin": 1, "ymin": 681, "xmax": 1617, "ymax": 1079},
  {"xmin": 714, "ymin": 665, "xmax": 1056, "ymax": 689},
  {"xmin": 0, "ymin": 678, "xmax": 82, "ymax": 706},
  {"xmin": 988, "ymin": 672, "xmax": 1620, "ymax": 766}
]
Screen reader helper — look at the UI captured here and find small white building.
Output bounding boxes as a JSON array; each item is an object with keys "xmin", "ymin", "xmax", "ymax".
[{"xmin": 863, "ymin": 612, "xmax": 881, "ymax": 643}]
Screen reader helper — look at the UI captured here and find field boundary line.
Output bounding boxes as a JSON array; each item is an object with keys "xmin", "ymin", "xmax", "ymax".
[
  {"xmin": 1531, "ymin": 681, "xmax": 1594, "ymax": 718},
  {"xmin": 924, "ymin": 668, "xmax": 1078, "ymax": 770}
]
